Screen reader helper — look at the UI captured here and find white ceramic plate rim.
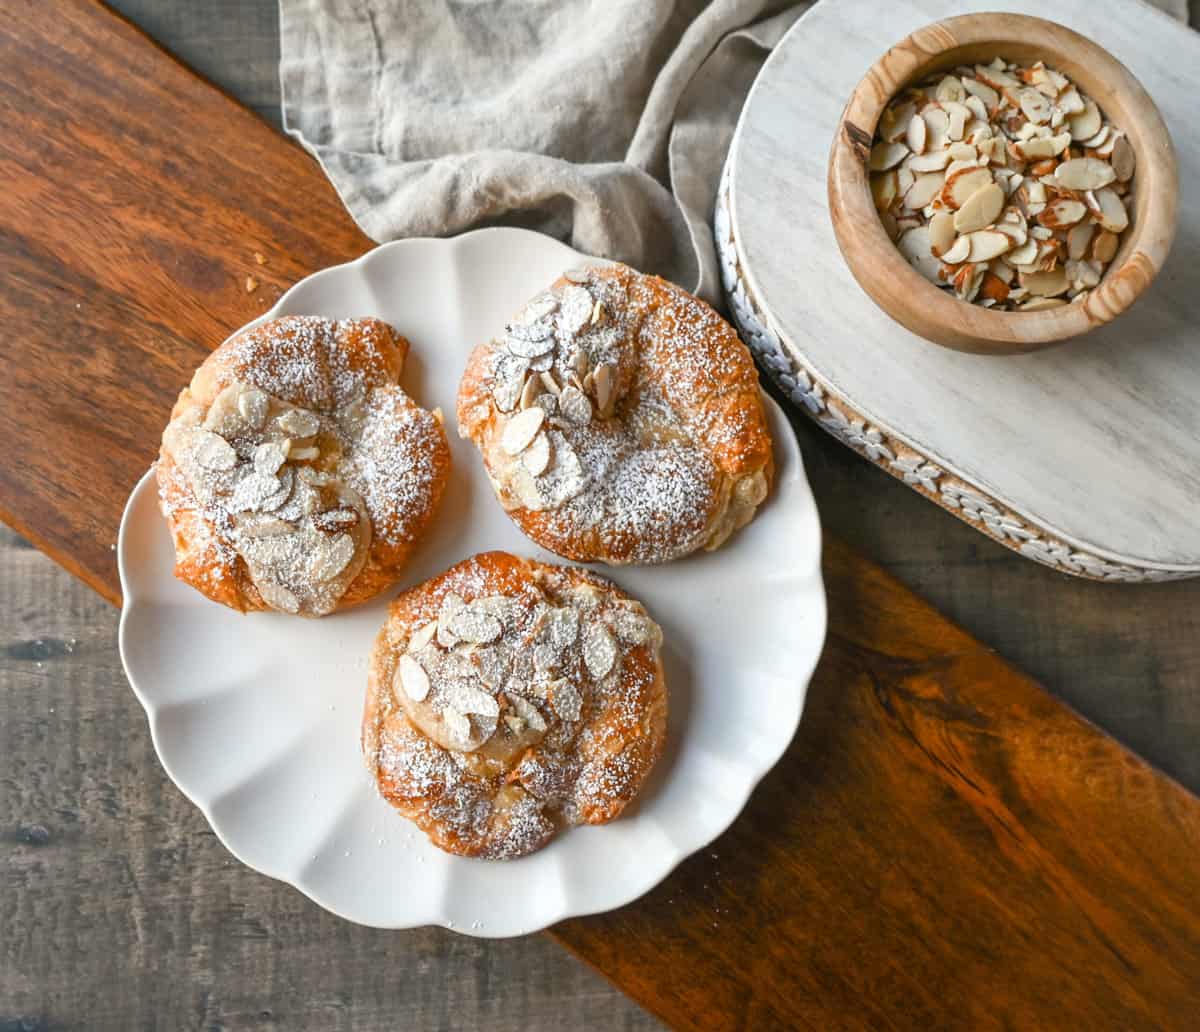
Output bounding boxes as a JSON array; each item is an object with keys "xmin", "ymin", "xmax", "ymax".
[{"xmin": 118, "ymin": 228, "xmax": 827, "ymax": 936}]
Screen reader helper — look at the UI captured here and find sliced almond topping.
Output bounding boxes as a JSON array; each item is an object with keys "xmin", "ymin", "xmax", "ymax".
[
  {"xmin": 558, "ymin": 385, "xmax": 592, "ymax": 424},
  {"xmin": 582, "ymin": 622, "xmax": 617, "ymax": 680},
  {"xmin": 193, "ymin": 429, "xmax": 237, "ymax": 471},
  {"xmin": 504, "ymin": 404, "xmax": 545, "ymax": 453},
  {"xmin": 288, "ymin": 445, "xmax": 320, "ymax": 462},
  {"xmin": 398, "ymin": 654, "xmax": 430, "ymax": 701},
  {"xmin": 506, "ymin": 693, "xmax": 547, "ymax": 733},
  {"xmin": 408, "ymin": 620, "xmax": 438, "ymax": 653},
  {"xmin": 277, "ymin": 408, "xmax": 320, "ymax": 438},
  {"xmin": 237, "ymin": 388, "xmax": 269, "ymax": 429},
  {"xmin": 518, "ymin": 372, "xmax": 541, "ymax": 411},
  {"xmin": 523, "ymin": 431, "xmax": 551, "ymax": 476},
  {"xmin": 447, "ymin": 606, "xmax": 503, "ymax": 645},
  {"xmin": 441, "ymin": 707, "xmax": 471, "ymax": 742},
  {"xmin": 308, "ymin": 533, "xmax": 355, "ymax": 583},
  {"xmin": 593, "ymin": 362, "xmax": 615, "ymax": 416},
  {"xmin": 257, "ymin": 579, "xmax": 300, "ymax": 614},
  {"xmin": 538, "ymin": 371, "xmax": 562, "ymax": 397}
]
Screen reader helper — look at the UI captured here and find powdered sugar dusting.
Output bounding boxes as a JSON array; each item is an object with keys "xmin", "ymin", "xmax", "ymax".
[
  {"xmin": 158, "ymin": 317, "xmax": 446, "ymax": 614},
  {"xmin": 465, "ymin": 265, "xmax": 771, "ymax": 562},
  {"xmin": 368, "ymin": 554, "xmax": 666, "ymax": 859}
]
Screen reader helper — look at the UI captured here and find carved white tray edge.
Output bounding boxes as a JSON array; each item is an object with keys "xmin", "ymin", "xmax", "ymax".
[{"xmin": 714, "ymin": 164, "xmax": 1195, "ymax": 584}]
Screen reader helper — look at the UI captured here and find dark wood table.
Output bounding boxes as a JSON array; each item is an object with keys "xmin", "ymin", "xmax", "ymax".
[{"xmin": 2, "ymin": 3, "xmax": 1199, "ymax": 1029}]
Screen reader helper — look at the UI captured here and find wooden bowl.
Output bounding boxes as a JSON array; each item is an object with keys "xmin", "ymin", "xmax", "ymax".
[{"xmin": 827, "ymin": 12, "xmax": 1178, "ymax": 355}]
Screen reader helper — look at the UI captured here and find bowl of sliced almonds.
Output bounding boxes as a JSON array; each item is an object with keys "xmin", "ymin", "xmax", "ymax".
[{"xmin": 827, "ymin": 12, "xmax": 1177, "ymax": 354}]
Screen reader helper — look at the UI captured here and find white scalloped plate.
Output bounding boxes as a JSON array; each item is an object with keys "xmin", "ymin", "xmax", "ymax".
[{"xmin": 117, "ymin": 228, "xmax": 826, "ymax": 937}]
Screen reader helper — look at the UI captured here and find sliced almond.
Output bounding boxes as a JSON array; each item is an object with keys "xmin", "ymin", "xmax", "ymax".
[
  {"xmin": 1004, "ymin": 238, "xmax": 1040, "ymax": 267},
  {"xmin": 192, "ymin": 429, "xmax": 237, "ymax": 471},
  {"xmin": 1037, "ymin": 197, "xmax": 1087, "ymax": 229},
  {"xmin": 1067, "ymin": 222, "xmax": 1096, "ymax": 261},
  {"xmin": 501, "ymin": 406, "xmax": 545, "ymax": 455},
  {"xmin": 1019, "ymin": 89, "xmax": 1051, "ymax": 124},
  {"xmin": 593, "ymin": 362, "xmax": 615, "ymax": 416},
  {"xmin": 880, "ymin": 101, "xmax": 915, "ymax": 142},
  {"xmin": 869, "ymin": 141, "xmax": 909, "ymax": 171},
  {"xmin": 904, "ymin": 172, "xmax": 944, "ymax": 211},
  {"xmin": 1092, "ymin": 187, "xmax": 1128, "ymax": 233},
  {"xmin": 908, "ymin": 149, "xmax": 953, "ymax": 173},
  {"xmin": 277, "ymin": 408, "xmax": 320, "ymax": 439},
  {"xmin": 898, "ymin": 226, "xmax": 940, "ymax": 281},
  {"xmin": 962, "ymin": 77, "xmax": 999, "ymax": 111},
  {"xmin": 936, "ymin": 76, "xmax": 966, "ymax": 103},
  {"xmin": 447, "ymin": 606, "xmax": 502, "ymax": 645},
  {"xmin": 582, "ymin": 622, "xmax": 617, "ymax": 680},
  {"xmin": 1067, "ymin": 99, "xmax": 1102, "ymax": 142},
  {"xmin": 1054, "ymin": 157, "xmax": 1115, "ymax": 192},
  {"xmin": 1110, "ymin": 135, "xmax": 1135, "ymax": 183},
  {"xmin": 309, "ymin": 533, "xmax": 355, "ymax": 583},
  {"xmin": 943, "ymin": 167, "xmax": 993, "ymax": 210},
  {"xmin": 237, "ymin": 388, "xmax": 269, "ymax": 429},
  {"xmin": 257, "ymin": 580, "xmax": 300, "ymax": 614},
  {"xmin": 397, "ymin": 654, "xmax": 430, "ymax": 702},
  {"xmin": 558, "ymin": 385, "xmax": 592, "ymax": 424},
  {"xmin": 941, "ymin": 235, "xmax": 971, "ymax": 265},
  {"xmin": 965, "ymin": 230, "xmax": 1011, "ymax": 263},
  {"xmin": 408, "ymin": 621, "xmax": 438, "ymax": 653},
  {"xmin": 1022, "ymin": 267, "xmax": 1069, "ymax": 297},
  {"xmin": 538, "ymin": 371, "xmax": 562, "ymax": 397},
  {"xmin": 870, "ymin": 172, "xmax": 897, "ymax": 212},
  {"xmin": 905, "ymin": 114, "xmax": 927, "ymax": 155},
  {"xmin": 1092, "ymin": 230, "xmax": 1118, "ymax": 263},
  {"xmin": 518, "ymin": 372, "xmax": 542, "ymax": 411},
  {"xmin": 929, "ymin": 211, "xmax": 957, "ymax": 256},
  {"xmin": 523, "ymin": 431, "xmax": 551, "ymax": 476},
  {"xmin": 953, "ymin": 182, "xmax": 1004, "ymax": 233}
]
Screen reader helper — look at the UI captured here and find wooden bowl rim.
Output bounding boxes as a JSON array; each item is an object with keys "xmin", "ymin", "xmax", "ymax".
[{"xmin": 827, "ymin": 11, "xmax": 1179, "ymax": 354}]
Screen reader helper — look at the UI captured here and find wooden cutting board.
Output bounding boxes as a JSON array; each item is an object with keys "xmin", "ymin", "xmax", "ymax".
[
  {"xmin": 720, "ymin": 0, "xmax": 1200, "ymax": 583},
  {"xmin": 1, "ymin": 4, "xmax": 1198, "ymax": 1029}
]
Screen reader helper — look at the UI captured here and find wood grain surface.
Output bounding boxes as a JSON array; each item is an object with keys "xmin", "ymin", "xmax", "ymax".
[{"xmin": 3, "ymin": 3, "xmax": 1200, "ymax": 1030}]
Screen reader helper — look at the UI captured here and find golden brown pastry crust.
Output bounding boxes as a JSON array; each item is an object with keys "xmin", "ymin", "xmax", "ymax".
[
  {"xmin": 457, "ymin": 263, "xmax": 774, "ymax": 564},
  {"xmin": 363, "ymin": 551, "xmax": 668, "ymax": 859},
  {"xmin": 156, "ymin": 316, "xmax": 450, "ymax": 616}
]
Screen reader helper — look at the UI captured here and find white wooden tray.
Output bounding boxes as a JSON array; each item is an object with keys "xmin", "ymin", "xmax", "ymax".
[{"xmin": 717, "ymin": 0, "xmax": 1200, "ymax": 582}]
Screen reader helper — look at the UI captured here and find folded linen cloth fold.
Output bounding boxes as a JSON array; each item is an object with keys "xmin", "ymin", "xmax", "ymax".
[{"xmin": 279, "ymin": 0, "xmax": 1186, "ymax": 305}]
